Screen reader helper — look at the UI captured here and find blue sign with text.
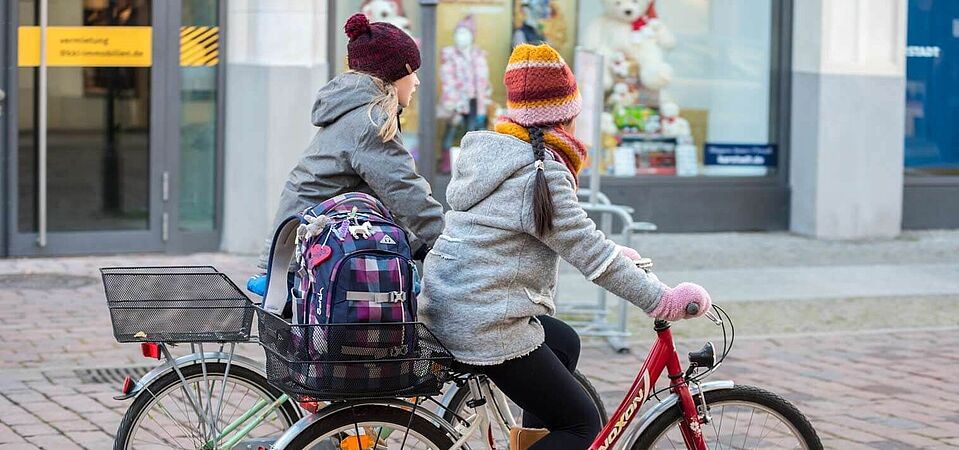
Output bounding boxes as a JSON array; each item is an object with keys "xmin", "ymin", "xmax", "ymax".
[
  {"xmin": 905, "ymin": 0, "xmax": 959, "ymax": 170},
  {"xmin": 704, "ymin": 144, "xmax": 777, "ymax": 167}
]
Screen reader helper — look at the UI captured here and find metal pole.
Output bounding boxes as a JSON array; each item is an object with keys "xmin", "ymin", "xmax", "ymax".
[
  {"xmin": 37, "ymin": 0, "xmax": 47, "ymax": 247},
  {"xmin": 589, "ymin": 55, "xmax": 603, "ymax": 206},
  {"xmin": 417, "ymin": 0, "xmax": 438, "ymax": 183}
]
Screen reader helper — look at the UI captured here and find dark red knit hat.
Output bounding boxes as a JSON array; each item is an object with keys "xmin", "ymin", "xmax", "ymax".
[{"xmin": 345, "ymin": 13, "xmax": 420, "ymax": 83}]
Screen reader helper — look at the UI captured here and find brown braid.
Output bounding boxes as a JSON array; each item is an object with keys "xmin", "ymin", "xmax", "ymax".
[{"xmin": 528, "ymin": 127, "xmax": 555, "ymax": 236}]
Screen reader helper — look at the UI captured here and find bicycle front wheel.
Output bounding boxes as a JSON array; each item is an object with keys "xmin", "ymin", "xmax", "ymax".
[
  {"xmin": 633, "ymin": 385, "xmax": 823, "ymax": 450},
  {"xmin": 285, "ymin": 404, "xmax": 455, "ymax": 450},
  {"xmin": 114, "ymin": 362, "xmax": 300, "ymax": 450}
]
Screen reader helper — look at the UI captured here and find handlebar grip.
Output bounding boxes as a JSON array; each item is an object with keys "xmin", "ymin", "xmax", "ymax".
[{"xmin": 685, "ymin": 302, "xmax": 700, "ymax": 316}]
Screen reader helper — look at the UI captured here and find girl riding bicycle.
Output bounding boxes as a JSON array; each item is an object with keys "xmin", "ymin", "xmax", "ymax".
[
  {"xmin": 254, "ymin": 13, "xmax": 443, "ymax": 280},
  {"xmin": 420, "ymin": 43, "xmax": 712, "ymax": 450}
]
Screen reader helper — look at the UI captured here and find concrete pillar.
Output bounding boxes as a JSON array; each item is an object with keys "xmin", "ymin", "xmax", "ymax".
[
  {"xmin": 790, "ymin": 0, "xmax": 907, "ymax": 239},
  {"xmin": 221, "ymin": 0, "xmax": 330, "ymax": 254}
]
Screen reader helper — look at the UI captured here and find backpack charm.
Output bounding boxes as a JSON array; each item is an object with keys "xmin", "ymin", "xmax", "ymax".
[
  {"xmin": 334, "ymin": 220, "xmax": 351, "ymax": 240},
  {"xmin": 349, "ymin": 221, "xmax": 374, "ymax": 239},
  {"xmin": 297, "ymin": 214, "xmax": 331, "ymax": 242},
  {"xmin": 307, "ymin": 244, "xmax": 332, "ymax": 270}
]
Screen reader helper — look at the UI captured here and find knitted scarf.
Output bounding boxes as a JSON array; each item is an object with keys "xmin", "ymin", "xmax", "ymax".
[{"xmin": 494, "ymin": 119, "xmax": 588, "ymax": 184}]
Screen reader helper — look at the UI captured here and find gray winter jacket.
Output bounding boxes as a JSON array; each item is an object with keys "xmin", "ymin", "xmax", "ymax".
[
  {"xmin": 420, "ymin": 131, "xmax": 667, "ymax": 365},
  {"xmin": 258, "ymin": 72, "xmax": 444, "ymax": 268}
]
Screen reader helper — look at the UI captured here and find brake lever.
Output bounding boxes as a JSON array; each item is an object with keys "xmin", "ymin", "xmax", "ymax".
[{"xmin": 704, "ymin": 308, "xmax": 723, "ymax": 326}]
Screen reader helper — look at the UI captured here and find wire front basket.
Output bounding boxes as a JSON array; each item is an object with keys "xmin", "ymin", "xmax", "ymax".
[
  {"xmin": 101, "ymin": 266, "xmax": 254, "ymax": 343},
  {"xmin": 256, "ymin": 307, "xmax": 453, "ymax": 402}
]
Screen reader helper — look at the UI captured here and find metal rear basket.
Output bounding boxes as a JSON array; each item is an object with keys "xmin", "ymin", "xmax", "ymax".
[
  {"xmin": 256, "ymin": 307, "xmax": 453, "ymax": 402},
  {"xmin": 101, "ymin": 266, "xmax": 254, "ymax": 343}
]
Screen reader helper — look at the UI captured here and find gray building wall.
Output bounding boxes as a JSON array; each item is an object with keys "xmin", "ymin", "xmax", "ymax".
[
  {"xmin": 789, "ymin": 0, "xmax": 907, "ymax": 239},
  {"xmin": 221, "ymin": 0, "xmax": 330, "ymax": 255}
]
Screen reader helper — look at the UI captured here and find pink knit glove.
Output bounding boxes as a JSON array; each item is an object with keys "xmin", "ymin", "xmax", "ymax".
[
  {"xmin": 649, "ymin": 283, "xmax": 712, "ymax": 321},
  {"xmin": 619, "ymin": 245, "xmax": 643, "ymax": 262}
]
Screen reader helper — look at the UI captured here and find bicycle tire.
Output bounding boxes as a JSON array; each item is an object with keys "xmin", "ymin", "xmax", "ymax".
[
  {"xmin": 114, "ymin": 362, "xmax": 300, "ymax": 450},
  {"xmin": 632, "ymin": 385, "xmax": 823, "ymax": 450},
  {"xmin": 285, "ymin": 404, "xmax": 455, "ymax": 450},
  {"xmin": 442, "ymin": 369, "xmax": 608, "ymax": 427}
]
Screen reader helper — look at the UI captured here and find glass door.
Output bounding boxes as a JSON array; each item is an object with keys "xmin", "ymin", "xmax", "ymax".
[
  {"xmin": 9, "ymin": 0, "xmax": 166, "ymax": 255},
  {"xmin": 168, "ymin": 0, "xmax": 221, "ymax": 252}
]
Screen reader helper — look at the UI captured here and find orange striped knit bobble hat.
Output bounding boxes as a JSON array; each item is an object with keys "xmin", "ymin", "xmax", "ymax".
[{"xmin": 504, "ymin": 43, "xmax": 582, "ymax": 127}]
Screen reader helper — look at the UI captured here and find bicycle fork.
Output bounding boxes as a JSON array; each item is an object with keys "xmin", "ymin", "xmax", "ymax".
[{"xmin": 667, "ymin": 364, "xmax": 708, "ymax": 450}]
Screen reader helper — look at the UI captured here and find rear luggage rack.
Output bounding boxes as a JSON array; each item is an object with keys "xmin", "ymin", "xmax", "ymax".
[{"xmin": 101, "ymin": 266, "xmax": 254, "ymax": 343}]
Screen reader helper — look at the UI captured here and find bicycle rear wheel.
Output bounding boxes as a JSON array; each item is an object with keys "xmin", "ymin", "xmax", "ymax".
[
  {"xmin": 285, "ymin": 404, "xmax": 455, "ymax": 450},
  {"xmin": 114, "ymin": 362, "xmax": 300, "ymax": 450},
  {"xmin": 633, "ymin": 385, "xmax": 823, "ymax": 450}
]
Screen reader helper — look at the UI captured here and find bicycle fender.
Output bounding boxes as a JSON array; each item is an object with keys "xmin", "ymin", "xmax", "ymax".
[
  {"xmin": 271, "ymin": 399, "xmax": 460, "ymax": 450},
  {"xmin": 113, "ymin": 352, "xmax": 266, "ymax": 401},
  {"xmin": 619, "ymin": 380, "xmax": 735, "ymax": 450},
  {"xmin": 439, "ymin": 382, "xmax": 463, "ymax": 411}
]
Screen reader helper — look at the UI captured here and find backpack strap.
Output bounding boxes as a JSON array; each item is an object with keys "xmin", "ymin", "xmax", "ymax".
[{"xmin": 263, "ymin": 216, "xmax": 300, "ymax": 314}]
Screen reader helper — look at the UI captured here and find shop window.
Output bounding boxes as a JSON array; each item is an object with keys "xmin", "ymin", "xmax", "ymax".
[
  {"xmin": 578, "ymin": 0, "xmax": 776, "ymax": 178},
  {"xmin": 905, "ymin": 0, "xmax": 959, "ymax": 176},
  {"xmin": 330, "ymin": 0, "xmax": 778, "ymax": 178}
]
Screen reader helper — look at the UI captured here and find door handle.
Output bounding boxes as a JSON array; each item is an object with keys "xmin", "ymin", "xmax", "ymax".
[{"xmin": 0, "ymin": 88, "xmax": 5, "ymax": 117}]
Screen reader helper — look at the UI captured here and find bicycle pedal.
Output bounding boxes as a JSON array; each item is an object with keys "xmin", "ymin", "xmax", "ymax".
[{"xmin": 509, "ymin": 427, "xmax": 548, "ymax": 450}]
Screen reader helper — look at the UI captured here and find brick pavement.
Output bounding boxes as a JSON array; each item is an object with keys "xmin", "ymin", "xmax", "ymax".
[
  {"xmin": 578, "ymin": 327, "xmax": 959, "ymax": 450},
  {"xmin": 0, "ymin": 252, "xmax": 957, "ymax": 449}
]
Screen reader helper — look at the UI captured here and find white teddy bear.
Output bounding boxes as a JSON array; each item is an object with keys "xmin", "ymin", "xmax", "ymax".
[
  {"xmin": 362, "ymin": 0, "xmax": 412, "ymax": 36},
  {"xmin": 607, "ymin": 82, "xmax": 638, "ymax": 110},
  {"xmin": 659, "ymin": 101, "xmax": 691, "ymax": 137},
  {"xmin": 584, "ymin": 0, "xmax": 676, "ymax": 92},
  {"xmin": 609, "ymin": 51, "xmax": 631, "ymax": 79}
]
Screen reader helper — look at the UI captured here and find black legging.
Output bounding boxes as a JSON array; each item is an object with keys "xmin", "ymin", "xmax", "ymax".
[{"xmin": 464, "ymin": 316, "xmax": 602, "ymax": 449}]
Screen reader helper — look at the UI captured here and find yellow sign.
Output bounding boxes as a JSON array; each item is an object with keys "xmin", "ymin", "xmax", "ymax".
[
  {"xmin": 180, "ymin": 26, "xmax": 219, "ymax": 67},
  {"xmin": 18, "ymin": 26, "xmax": 152, "ymax": 67}
]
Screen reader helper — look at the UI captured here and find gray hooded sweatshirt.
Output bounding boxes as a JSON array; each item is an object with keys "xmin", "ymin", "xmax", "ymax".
[
  {"xmin": 258, "ymin": 72, "xmax": 444, "ymax": 268},
  {"xmin": 420, "ymin": 131, "xmax": 667, "ymax": 366}
]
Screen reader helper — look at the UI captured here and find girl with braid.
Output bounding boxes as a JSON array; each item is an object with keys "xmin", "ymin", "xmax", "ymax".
[{"xmin": 420, "ymin": 44, "xmax": 713, "ymax": 450}]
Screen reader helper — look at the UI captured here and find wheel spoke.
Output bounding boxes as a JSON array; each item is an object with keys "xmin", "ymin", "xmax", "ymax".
[
  {"xmin": 648, "ymin": 391, "xmax": 815, "ymax": 450},
  {"xmin": 728, "ymin": 407, "xmax": 739, "ymax": 450},
  {"xmin": 121, "ymin": 367, "xmax": 294, "ymax": 450},
  {"xmin": 742, "ymin": 409, "xmax": 755, "ymax": 449},
  {"xmin": 710, "ymin": 412, "xmax": 723, "ymax": 450},
  {"xmin": 147, "ymin": 387, "xmax": 206, "ymax": 447}
]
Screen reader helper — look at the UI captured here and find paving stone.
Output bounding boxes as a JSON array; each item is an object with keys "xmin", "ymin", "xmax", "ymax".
[
  {"xmin": 24, "ymin": 435, "xmax": 83, "ymax": 450},
  {"xmin": 49, "ymin": 421, "xmax": 97, "ymax": 433},
  {"xmin": 8, "ymin": 424, "xmax": 55, "ymax": 439},
  {"xmin": 0, "ymin": 424, "xmax": 25, "ymax": 444},
  {"xmin": 66, "ymin": 431, "xmax": 113, "ymax": 449},
  {"xmin": 0, "ymin": 444, "xmax": 40, "ymax": 450}
]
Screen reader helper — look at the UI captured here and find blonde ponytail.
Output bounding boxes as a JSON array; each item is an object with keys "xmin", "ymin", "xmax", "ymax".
[{"xmin": 352, "ymin": 72, "xmax": 401, "ymax": 143}]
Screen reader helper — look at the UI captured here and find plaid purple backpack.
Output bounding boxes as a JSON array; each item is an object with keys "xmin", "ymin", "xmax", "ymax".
[{"xmin": 262, "ymin": 192, "xmax": 420, "ymax": 394}]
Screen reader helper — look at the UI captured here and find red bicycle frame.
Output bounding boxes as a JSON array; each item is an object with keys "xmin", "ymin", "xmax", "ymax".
[{"xmin": 587, "ymin": 320, "xmax": 707, "ymax": 450}]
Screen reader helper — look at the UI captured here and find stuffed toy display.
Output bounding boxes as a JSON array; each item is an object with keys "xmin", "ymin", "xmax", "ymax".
[
  {"xmin": 660, "ymin": 101, "xmax": 692, "ymax": 137},
  {"xmin": 361, "ymin": 0, "xmax": 412, "ymax": 36},
  {"xmin": 584, "ymin": 0, "xmax": 675, "ymax": 93},
  {"xmin": 582, "ymin": 0, "xmax": 701, "ymax": 178},
  {"xmin": 439, "ymin": 14, "xmax": 492, "ymax": 173}
]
